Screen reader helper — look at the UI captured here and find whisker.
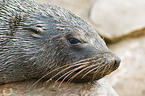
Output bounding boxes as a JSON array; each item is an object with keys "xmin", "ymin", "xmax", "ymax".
[
  {"xmin": 55, "ymin": 66, "xmax": 82, "ymax": 83},
  {"xmin": 57, "ymin": 65, "xmax": 87, "ymax": 88},
  {"xmin": 46, "ymin": 63, "xmax": 85, "ymax": 83},
  {"xmin": 101, "ymin": 65, "xmax": 108, "ymax": 76},
  {"xmin": 29, "ymin": 63, "xmax": 72, "ymax": 89},
  {"xmin": 29, "ymin": 55, "xmax": 108, "ymax": 89},
  {"xmin": 81, "ymin": 63, "xmax": 102, "ymax": 79},
  {"xmin": 92, "ymin": 62, "xmax": 107, "ymax": 81},
  {"xmin": 66, "ymin": 63, "xmax": 96, "ymax": 84},
  {"xmin": 66, "ymin": 59, "xmax": 104, "ymax": 84},
  {"xmin": 43, "ymin": 59, "xmax": 94, "ymax": 85}
]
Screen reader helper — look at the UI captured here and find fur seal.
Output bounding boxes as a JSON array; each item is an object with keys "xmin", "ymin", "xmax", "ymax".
[{"xmin": 0, "ymin": 0, "xmax": 120, "ymax": 84}]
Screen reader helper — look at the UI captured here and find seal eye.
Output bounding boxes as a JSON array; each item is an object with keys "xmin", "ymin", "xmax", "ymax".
[{"xmin": 68, "ymin": 37, "xmax": 83, "ymax": 45}]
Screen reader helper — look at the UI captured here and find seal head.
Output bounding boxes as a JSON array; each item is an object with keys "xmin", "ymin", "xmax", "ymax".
[{"xmin": 0, "ymin": 0, "xmax": 120, "ymax": 84}]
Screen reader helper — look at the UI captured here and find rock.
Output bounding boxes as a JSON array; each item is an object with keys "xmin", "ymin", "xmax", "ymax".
[
  {"xmin": 106, "ymin": 36, "xmax": 145, "ymax": 96},
  {"xmin": 0, "ymin": 79, "xmax": 118, "ymax": 96},
  {"xmin": 35, "ymin": 0, "xmax": 95, "ymax": 20},
  {"xmin": 90, "ymin": 0, "xmax": 145, "ymax": 42}
]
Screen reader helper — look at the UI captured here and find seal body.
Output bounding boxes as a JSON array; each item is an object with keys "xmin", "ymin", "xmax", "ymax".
[{"xmin": 0, "ymin": 0, "xmax": 120, "ymax": 84}]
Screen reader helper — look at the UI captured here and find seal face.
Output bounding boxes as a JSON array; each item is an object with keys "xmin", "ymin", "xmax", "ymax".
[{"xmin": 0, "ymin": 0, "xmax": 121, "ymax": 84}]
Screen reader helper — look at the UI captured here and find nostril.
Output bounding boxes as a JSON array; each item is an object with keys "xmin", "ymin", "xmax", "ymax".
[{"xmin": 113, "ymin": 56, "xmax": 121, "ymax": 69}]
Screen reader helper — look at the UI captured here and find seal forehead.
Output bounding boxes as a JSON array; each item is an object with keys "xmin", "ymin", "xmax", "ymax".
[
  {"xmin": 61, "ymin": 24, "xmax": 110, "ymax": 53},
  {"xmin": 45, "ymin": 6, "xmax": 110, "ymax": 52},
  {"xmin": 77, "ymin": 28, "xmax": 109, "ymax": 52}
]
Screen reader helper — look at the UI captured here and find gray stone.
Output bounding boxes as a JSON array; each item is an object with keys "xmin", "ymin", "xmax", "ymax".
[
  {"xmin": 0, "ymin": 78, "xmax": 118, "ymax": 96},
  {"xmin": 35, "ymin": 0, "xmax": 95, "ymax": 20},
  {"xmin": 90, "ymin": 0, "xmax": 145, "ymax": 42},
  {"xmin": 107, "ymin": 36, "xmax": 145, "ymax": 96}
]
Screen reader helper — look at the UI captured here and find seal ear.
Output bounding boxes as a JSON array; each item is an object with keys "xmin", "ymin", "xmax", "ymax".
[{"xmin": 23, "ymin": 27, "xmax": 43, "ymax": 38}]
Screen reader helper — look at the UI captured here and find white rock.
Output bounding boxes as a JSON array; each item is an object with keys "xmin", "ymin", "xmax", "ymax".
[
  {"xmin": 0, "ymin": 79, "xmax": 118, "ymax": 96},
  {"xmin": 107, "ymin": 36, "xmax": 145, "ymax": 96},
  {"xmin": 90, "ymin": 0, "xmax": 145, "ymax": 40}
]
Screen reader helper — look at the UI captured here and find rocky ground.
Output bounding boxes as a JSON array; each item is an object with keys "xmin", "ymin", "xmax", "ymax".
[{"xmin": 0, "ymin": 0, "xmax": 145, "ymax": 96}]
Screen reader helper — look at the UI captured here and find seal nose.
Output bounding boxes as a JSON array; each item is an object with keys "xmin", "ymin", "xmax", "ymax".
[{"xmin": 113, "ymin": 56, "xmax": 121, "ymax": 69}]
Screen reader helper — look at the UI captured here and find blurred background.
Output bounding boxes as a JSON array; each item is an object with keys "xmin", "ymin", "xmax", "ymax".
[{"xmin": 35, "ymin": 0, "xmax": 145, "ymax": 96}]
